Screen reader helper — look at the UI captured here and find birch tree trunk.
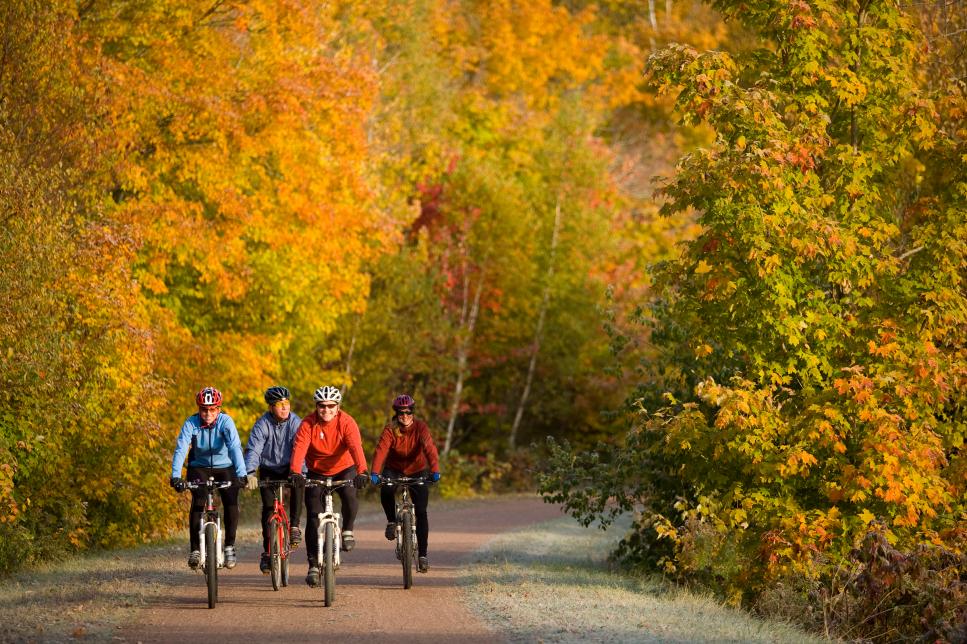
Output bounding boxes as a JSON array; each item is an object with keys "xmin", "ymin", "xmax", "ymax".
[
  {"xmin": 509, "ymin": 197, "xmax": 561, "ymax": 451},
  {"xmin": 443, "ymin": 270, "xmax": 484, "ymax": 455}
]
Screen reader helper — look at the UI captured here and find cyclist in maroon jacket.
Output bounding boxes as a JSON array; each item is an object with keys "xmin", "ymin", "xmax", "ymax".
[{"xmin": 369, "ymin": 394, "xmax": 441, "ymax": 573}]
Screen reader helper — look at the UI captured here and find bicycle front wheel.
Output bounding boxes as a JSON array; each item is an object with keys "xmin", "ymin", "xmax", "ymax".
[
  {"xmin": 205, "ymin": 523, "xmax": 218, "ymax": 608},
  {"xmin": 401, "ymin": 510, "xmax": 414, "ymax": 589},
  {"xmin": 323, "ymin": 523, "xmax": 335, "ymax": 606},
  {"xmin": 270, "ymin": 520, "xmax": 282, "ymax": 591}
]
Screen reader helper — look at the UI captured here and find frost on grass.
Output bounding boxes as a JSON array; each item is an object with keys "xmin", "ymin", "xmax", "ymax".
[{"xmin": 461, "ymin": 517, "xmax": 822, "ymax": 643}]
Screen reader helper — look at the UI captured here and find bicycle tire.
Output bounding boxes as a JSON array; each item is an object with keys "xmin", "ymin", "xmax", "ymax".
[
  {"xmin": 205, "ymin": 523, "xmax": 218, "ymax": 608},
  {"xmin": 323, "ymin": 523, "xmax": 335, "ymax": 606},
  {"xmin": 401, "ymin": 510, "xmax": 414, "ymax": 589},
  {"xmin": 281, "ymin": 553, "xmax": 289, "ymax": 587},
  {"xmin": 270, "ymin": 520, "xmax": 282, "ymax": 591}
]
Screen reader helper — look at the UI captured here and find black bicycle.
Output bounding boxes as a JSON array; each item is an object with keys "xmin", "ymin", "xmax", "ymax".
[
  {"xmin": 182, "ymin": 478, "xmax": 234, "ymax": 608},
  {"xmin": 379, "ymin": 474, "xmax": 433, "ymax": 589}
]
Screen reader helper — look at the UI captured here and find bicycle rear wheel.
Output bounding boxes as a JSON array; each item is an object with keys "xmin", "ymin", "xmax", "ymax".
[
  {"xmin": 401, "ymin": 510, "xmax": 414, "ymax": 589},
  {"xmin": 270, "ymin": 520, "xmax": 282, "ymax": 591},
  {"xmin": 205, "ymin": 524, "xmax": 218, "ymax": 608},
  {"xmin": 323, "ymin": 523, "xmax": 335, "ymax": 606}
]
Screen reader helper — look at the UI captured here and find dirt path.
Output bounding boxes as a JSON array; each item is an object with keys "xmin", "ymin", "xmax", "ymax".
[{"xmin": 120, "ymin": 496, "xmax": 562, "ymax": 643}]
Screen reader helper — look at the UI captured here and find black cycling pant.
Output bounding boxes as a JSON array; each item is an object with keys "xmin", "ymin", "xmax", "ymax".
[
  {"xmin": 258, "ymin": 466, "xmax": 305, "ymax": 552},
  {"xmin": 187, "ymin": 466, "xmax": 239, "ymax": 550},
  {"xmin": 380, "ymin": 468, "xmax": 430, "ymax": 557},
  {"xmin": 305, "ymin": 465, "xmax": 357, "ymax": 565}
]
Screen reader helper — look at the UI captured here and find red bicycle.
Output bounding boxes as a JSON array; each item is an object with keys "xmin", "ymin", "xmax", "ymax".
[{"xmin": 258, "ymin": 479, "xmax": 293, "ymax": 590}]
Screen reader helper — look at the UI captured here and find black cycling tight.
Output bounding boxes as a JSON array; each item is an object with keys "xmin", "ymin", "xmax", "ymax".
[{"xmin": 186, "ymin": 466, "xmax": 240, "ymax": 550}]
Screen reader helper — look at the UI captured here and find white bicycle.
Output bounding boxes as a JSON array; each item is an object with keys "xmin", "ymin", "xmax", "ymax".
[
  {"xmin": 183, "ymin": 478, "xmax": 234, "ymax": 608},
  {"xmin": 304, "ymin": 477, "xmax": 354, "ymax": 606}
]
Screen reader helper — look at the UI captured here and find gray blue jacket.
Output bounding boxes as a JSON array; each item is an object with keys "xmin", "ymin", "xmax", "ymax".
[
  {"xmin": 170, "ymin": 412, "xmax": 247, "ymax": 479},
  {"xmin": 244, "ymin": 411, "xmax": 303, "ymax": 473}
]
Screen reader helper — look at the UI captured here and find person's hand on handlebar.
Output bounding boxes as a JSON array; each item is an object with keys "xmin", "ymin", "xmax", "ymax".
[
  {"xmin": 353, "ymin": 472, "xmax": 369, "ymax": 489},
  {"xmin": 289, "ymin": 472, "xmax": 306, "ymax": 488},
  {"xmin": 170, "ymin": 476, "xmax": 187, "ymax": 492},
  {"xmin": 245, "ymin": 473, "xmax": 258, "ymax": 490},
  {"xmin": 430, "ymin": 471, "xmax": 441, "ymax": 483}
]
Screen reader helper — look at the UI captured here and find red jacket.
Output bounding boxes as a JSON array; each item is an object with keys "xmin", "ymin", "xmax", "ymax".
[
  {"xmin": 290, "ymin": 410, "xmax": 368, "ymax": 476},
  {"xmin": 371, "ymin": 418, "xmax": 440, "ymax": 476}
]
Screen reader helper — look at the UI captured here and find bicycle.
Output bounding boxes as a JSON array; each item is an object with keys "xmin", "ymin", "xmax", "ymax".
[
  {"xmin": 379, "ymin": 474, "xmax": 433, "ymax": 589},
  {"xmin": 304, "ymin": 477, "xmax": 355, "ymax": 606},
  {"xmin": 183, "ymin": 477, "xmax": 235, "ymax": 608},
  {"xmin": 258, "ymin": 479, "xmax": 293, "ymax": 591}
]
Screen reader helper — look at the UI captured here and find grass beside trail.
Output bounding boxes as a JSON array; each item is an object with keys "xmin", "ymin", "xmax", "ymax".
[{"xmin": 461, "ymin": 515, "xmax": 825, "ymax": 643}]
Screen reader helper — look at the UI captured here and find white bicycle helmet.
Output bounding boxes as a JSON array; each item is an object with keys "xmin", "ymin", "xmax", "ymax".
[{"xmin": 313, "ymin": 385, "xmax": 342, "ymax": 404}]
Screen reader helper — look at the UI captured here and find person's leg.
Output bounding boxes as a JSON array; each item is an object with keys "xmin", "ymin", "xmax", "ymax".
[
  {"xmin": 257, "ymin": 471, "xmax": 276, "ymax": 552},
  {"xmin": 188, "ymin": 489, "xmax": 205, "ymax": 551},
  {"xmin": 380, "ymin": 486, "xmax": 396, "ymax": 522},
  {"xmin": 333, "ymin": 466, "xmax": 358, "ymax": 532},
  {"xmin": 215, "ymin": 471, "xmax": 240, "ymax": 547},
  {"xmin": 411, "ymin": 483, "xmax": 430, "ymax": 557},
  {"xmin": 303, "ymin": 483, "xmax": 323, "ymax": 565}
]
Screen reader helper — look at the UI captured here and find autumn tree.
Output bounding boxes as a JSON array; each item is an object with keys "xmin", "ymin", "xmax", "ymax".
[{"xmin": 541, "ymin": 0, "xmax": 967, "ymax": 625}]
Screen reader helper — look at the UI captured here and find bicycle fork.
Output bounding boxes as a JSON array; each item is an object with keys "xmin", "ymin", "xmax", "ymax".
[
  {"xmin": 198, "ymin": 512, "xmax": 224, "ymax": 569},
  {"xmin": 317, "ymin": 494, "xmax": 342, "ymax": 570}
]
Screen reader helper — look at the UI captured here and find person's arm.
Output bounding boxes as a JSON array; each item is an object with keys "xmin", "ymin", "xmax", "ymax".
[
  {"xmin": 342, "ymin": 416, "xmax": 368, "ymax": 474},
  {"xmin": 170, "ymin": 418, "xmax": 195, "ymax": 479},
  {"xmin": 244, "ymin": 417, "xmax": 266, "ymax": 474},
  {"xmin": 222, "ymin": 416, "xmax": 247, "ymax": 478},
  {"xmin": 289, "ymin": 418, "xmax": 311, "ymax": 475},
  {"xmin": 371, "ymin": 425, "xmax": 394, "ymax": 474},
  {"xmin": 419, "ymin": 422, "xmax": 441, "ymax": 473}
]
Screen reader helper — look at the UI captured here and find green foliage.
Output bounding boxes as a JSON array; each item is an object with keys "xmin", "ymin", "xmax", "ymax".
[{"xmin": 541, "ymin": 0, "xmax": 967, "ymax": 635}]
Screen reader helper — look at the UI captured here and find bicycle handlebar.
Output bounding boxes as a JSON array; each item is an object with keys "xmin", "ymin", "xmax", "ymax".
[
  {"xmin": 304, "ymin": 478, "xmax": 356, "ymax": 490},
  {"xmin": 378, "ymin": 475, "xmax": 434, "ymax": 487},
  {"xmin": 184, "ymin": 479, "xmax": 235, "ymax": 491},
  {"xmin": 258, "ymin": 479, "xmax": 291, "ymax": 488}
]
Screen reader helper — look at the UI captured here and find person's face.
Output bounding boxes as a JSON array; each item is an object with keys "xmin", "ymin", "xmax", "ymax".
[
  {"xmin": 198, "ymin": 405, "xmax": 220, "ymax": 425},
  {"xmin": 270, "ymin": 399, "xmax": 291, "ymax": 422},
  {"xmin": 316, "ymin": 401, "xmax": 338, "ymax": 422},
  {"xmin": 396, "ymin": 408, "xmax": 414, "ymax": 427}
]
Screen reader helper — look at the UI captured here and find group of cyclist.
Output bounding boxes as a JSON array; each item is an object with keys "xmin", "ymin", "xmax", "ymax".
[{"xmin": 169, "ymin": 385, "xmax": 441, "ymax": 585}]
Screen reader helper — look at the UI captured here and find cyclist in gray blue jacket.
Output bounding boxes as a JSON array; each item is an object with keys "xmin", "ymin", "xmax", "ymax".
[
  {"xmin": 169, "ymin": 386, "xmax": 249, "ymax": 570},
  {"xmin": 245, "ymin": 385, "xmax": 305, "ymax": 573}
]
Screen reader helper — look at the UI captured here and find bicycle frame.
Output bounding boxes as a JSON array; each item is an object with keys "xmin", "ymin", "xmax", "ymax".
[
  {"xmin": 306, "ymin": 478, "xmax": 353, "ymax": 570},
  {"xmin": 260, "ymin": 480, "xmax": 292, "ymax": 554},
  {"xmin": 188, "ymin": 478, "xmax": 233, "ymax": 570}
]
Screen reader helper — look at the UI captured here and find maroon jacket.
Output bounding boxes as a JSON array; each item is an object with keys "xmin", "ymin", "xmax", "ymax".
[{"xmin": 371, "ymin": 418, "xmax": 440, "ymax": 476}]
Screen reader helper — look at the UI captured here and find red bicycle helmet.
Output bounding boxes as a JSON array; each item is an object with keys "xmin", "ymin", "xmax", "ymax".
[
  {"xmin": 196, "ymin": 386, "xmax": 223, "ymax": 407},
  {"xmin": 392, "ymin": 394, "xmax": 415, "ymax": 410}
]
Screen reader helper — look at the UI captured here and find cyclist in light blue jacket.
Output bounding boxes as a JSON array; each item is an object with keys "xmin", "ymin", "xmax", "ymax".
[
  {"xmin": 245, "ymin": 385, "xmax": 305, "ymax": 573},
  {"xmin": 169, "ymin": 386, "xmax": 248, "ymax": 570}
]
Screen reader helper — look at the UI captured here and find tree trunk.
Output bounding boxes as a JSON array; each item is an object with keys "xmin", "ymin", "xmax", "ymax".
[
  {"xmin": 443, "ymin": 271, "xmax": 484, "ymax": 455},
  {"xmin": 509, "ymin": 198, "xmax": 562, "ymax": 451}
]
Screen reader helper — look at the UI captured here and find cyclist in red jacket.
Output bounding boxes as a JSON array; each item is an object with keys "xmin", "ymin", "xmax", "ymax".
[
  {"xmin": 370, "ymin": 394, "xmax": 441, "ymax": 573},
  {"xmin": 289, "ymin": 385, "xmax": 370, "ymax": 587}
]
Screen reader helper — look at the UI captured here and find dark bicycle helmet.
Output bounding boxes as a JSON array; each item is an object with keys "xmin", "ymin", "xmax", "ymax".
[
  {"xmin": 264, "ymin": 385, "xmax": 290, "ymax": 405},
  {"xmin": 196, "ymin": 386, "xmax": 223, "ymax": 407},
  {"xmin": 392, "ymin": 394, "xmax": 415, "ymax": 410}
]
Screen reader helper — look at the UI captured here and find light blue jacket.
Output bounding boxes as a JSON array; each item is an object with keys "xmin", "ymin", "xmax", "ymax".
[
  {"xmin": 244, "ymin": 411, "xmax": 303, "ymax": 473},
  {"xmin": 170, "ymin": 412, "xmax": 247, "ymax": 479}
]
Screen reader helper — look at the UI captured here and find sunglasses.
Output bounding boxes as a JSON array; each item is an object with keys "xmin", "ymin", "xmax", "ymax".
[
  {"xmin": 316, "ymin": 402, "xmax": 338, "ymax": 409},
  {"xmin": 397, "ymin": 409, "xmax": 413, "ymax": 416}
]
